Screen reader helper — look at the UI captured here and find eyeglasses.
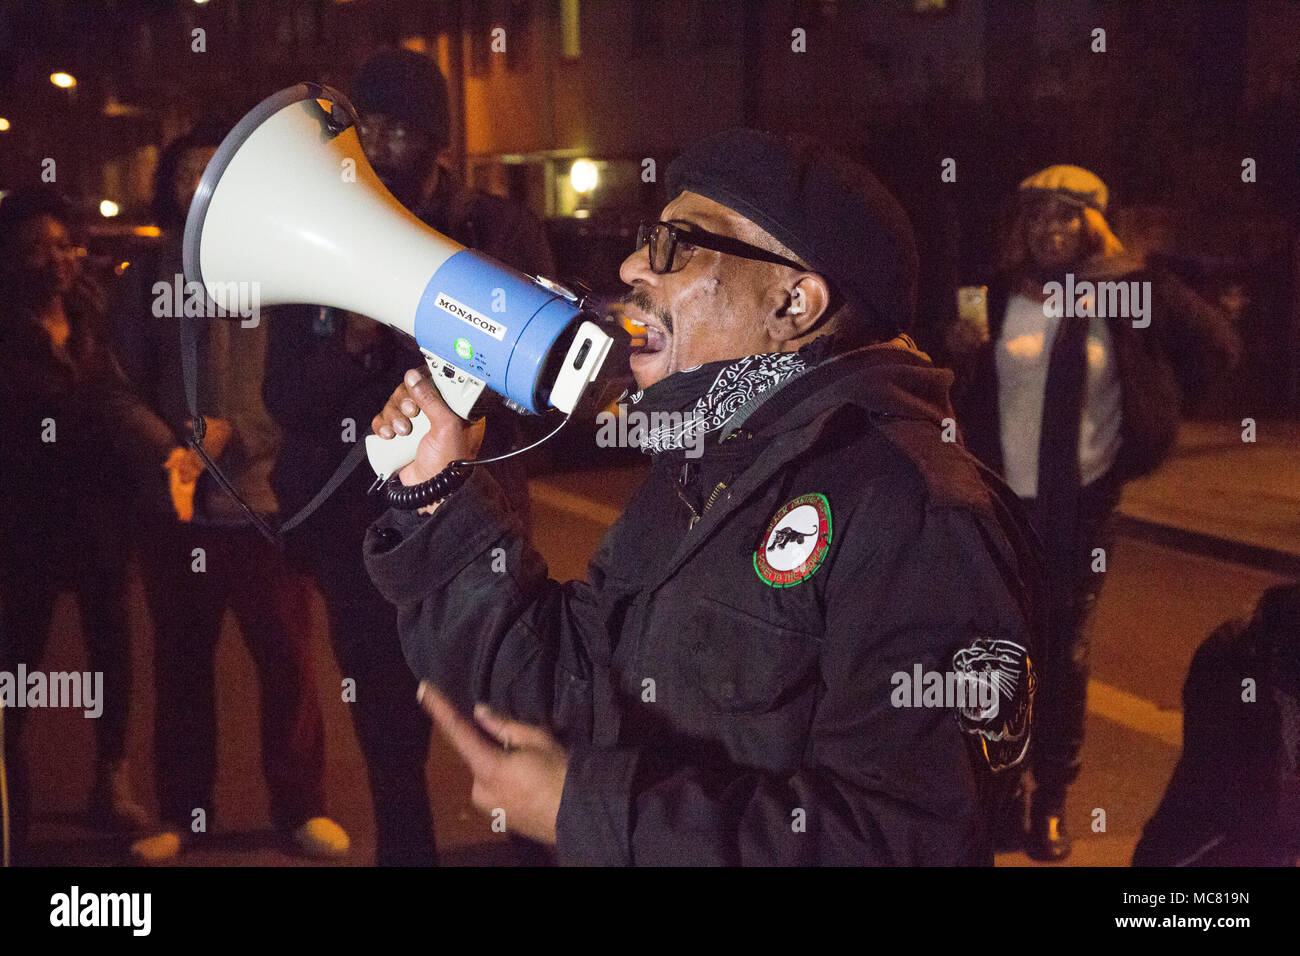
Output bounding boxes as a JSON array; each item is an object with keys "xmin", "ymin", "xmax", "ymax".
[
  {"xmin": 356, "ymin": 114, "xmax": 412, "ymax": 148},
  {"xmin": 634, "ymin": 220, "xmax": 808, "ymax": 275}
]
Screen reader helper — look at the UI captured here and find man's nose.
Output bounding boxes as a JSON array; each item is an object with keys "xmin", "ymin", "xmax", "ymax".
[{"xmin": 618, "ymin": 243, "xmax": 655, "ymax": 288}]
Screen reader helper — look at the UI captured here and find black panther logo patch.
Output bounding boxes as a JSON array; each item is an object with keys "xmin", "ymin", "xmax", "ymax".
[
  {"xmin": 754, "ymin": 494, "xmax": 832, "ymax": 588},
  {"xmin": 951, "ymin": 636, "xmax": 1036, "ymax": 772},
  {"xmin": 770, "ymin": 526, "xmax": 818, "ymax": 551}
]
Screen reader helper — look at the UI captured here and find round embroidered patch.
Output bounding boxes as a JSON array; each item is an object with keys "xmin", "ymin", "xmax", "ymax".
[{"xmin": 754, "ymin": 493, "xmax": 832, "ymax": 588}]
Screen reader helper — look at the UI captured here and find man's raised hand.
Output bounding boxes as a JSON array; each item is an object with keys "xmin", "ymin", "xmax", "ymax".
[
  {"xmin": 371, "ymin": 368, "xmax": 485, "ymax": 487},
  {"xmin": 417, "ymin": 683, "xmax": 567, "ymax": 846}
]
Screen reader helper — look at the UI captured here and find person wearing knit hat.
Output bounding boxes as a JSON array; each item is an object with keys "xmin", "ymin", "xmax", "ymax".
[
  {"xmin": 351, "ymin": 48, "xmax": 451, "ymax": 211},
  {"xmin": 952, "ymin": 165, "xmax": 1242, "ymax": 862},
  {"xmin": 362, "ymin": 128, "xmax": 1044, "ymax": 866},
  {"xmin": 348, "ymin": 47, "xmax": 555, "ymax": 277},
  {"xmin": 254, "ymin": 46, "xmax": 558, "ymax": 866}
]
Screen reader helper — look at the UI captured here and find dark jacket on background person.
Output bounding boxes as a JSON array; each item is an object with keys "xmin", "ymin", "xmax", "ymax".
[
  {"xmin": 417, "ymin": 164, "xmax": 556, "ymax": 279},
  {"xmin": 0, "ymin": 290, "xmax": 149, "ymax": 542},
  {"xmin": 1132, "ymin": 582, "xmax": 1300, "ymax": 866},
  {"xmin": 109, "ymin": 237, "xmax": 281, "ymax": 522},
  {"xmin": 953, "ymin": 259, "xmax": 1241, "ymax": 485},
  {"xmin": 364, "ymin": 341, "xmax": 1045, "ymax": 865},
  {"xmin": 264, "ymin": 306, "xmax": 422, "ymax": 545}
]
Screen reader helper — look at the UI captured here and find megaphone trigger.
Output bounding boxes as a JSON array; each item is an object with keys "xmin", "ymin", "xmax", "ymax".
[{"xmin": 420, "ymin": 349, "xmax": 488, "ymax": 421}]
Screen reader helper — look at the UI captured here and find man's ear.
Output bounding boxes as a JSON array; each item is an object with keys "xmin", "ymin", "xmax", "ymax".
[{"xmin": 766, "ymin": 273, "xmax": 833, "ymax": 343}]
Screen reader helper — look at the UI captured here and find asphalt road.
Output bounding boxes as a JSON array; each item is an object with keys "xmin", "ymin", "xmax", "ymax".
[{"xmin": 18, "ymin": 461, "xmax": 1290, "ymax": 866}]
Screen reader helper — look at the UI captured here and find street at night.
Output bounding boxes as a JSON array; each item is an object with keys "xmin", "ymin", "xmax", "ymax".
[
  {"xmin": 2, "ymin": 0, "xmax": 1299, "ymax": 939},
  {"xmin": 17, "ymin": 421, "xmax": 1300, "ymax": 866}
]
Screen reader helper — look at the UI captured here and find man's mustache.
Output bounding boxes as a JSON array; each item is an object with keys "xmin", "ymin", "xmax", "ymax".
[{"xmin": 617, "ymin": 289, "xmax": 674, "ymax": 335}]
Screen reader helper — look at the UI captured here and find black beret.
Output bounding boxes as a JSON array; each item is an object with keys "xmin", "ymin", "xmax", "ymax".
[
  {"xmin": 352, "ymin": 48, "xmax": 451, "ymax": 149},
  {"xmin": 666, "ymin": 129, "xmax": 918, "ymax": 336}
]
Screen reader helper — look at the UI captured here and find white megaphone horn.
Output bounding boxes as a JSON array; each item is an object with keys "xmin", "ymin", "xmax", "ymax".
[{"xmin": 183, "ymin": 82, "xmax": 617, "ymax": 485}]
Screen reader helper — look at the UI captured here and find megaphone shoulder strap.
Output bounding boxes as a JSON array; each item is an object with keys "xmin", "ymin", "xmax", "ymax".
[
  {"xmin": 180, "ymin": 309, "xmax": 370, "ymax": 545},
  {"xmin": 277, "ymin": 440, "xmax": 371, "ymax": 535}
]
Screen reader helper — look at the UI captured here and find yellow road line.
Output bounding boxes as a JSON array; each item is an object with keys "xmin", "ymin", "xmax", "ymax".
[{"xmin": 1086, "ymin": 679, "xmax": 1182, "ymax": 748}]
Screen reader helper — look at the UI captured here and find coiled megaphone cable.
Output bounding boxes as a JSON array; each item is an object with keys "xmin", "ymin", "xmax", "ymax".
[{"xmin": 380, "ymin": 410, "xmax": 573, "ymax": 511}]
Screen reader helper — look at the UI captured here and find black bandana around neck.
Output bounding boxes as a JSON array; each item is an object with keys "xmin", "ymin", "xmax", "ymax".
[{"xmin": 621, "ymin": 344, "xmax": 826, "ymax": 455}]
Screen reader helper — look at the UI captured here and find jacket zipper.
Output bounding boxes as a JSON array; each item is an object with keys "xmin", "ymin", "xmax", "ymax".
[{"xmin": 678, "ymin": 480, "xmax": 728, "ymax": 531}]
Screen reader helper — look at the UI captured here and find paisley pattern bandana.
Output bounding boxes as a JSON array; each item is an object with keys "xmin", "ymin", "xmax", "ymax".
[{"xmin": 622, "ymin": 350, "xmax": 811, "ymax": 455}]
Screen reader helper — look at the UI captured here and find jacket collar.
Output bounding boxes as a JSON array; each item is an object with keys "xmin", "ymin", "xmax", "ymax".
[{"xmin": 645, "ymin": 340, "xmax": 956, "ymax": 593}]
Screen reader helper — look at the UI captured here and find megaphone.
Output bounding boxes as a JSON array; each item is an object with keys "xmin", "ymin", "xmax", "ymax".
[{"xmin": 183, "ymin": 83, "xmax": 616, "ymax": 486}]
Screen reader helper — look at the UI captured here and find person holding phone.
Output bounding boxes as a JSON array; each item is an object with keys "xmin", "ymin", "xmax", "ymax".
[{"xmin": 952, "ymin": 166, "xmax": 1241, "ymax": 860}]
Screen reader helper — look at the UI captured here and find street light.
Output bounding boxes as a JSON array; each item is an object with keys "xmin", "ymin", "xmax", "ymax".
[
  {"xmin": 0, "ymin": 117, "xmax": 9, "ymax": 132},
  {"xmin": 570, "ymin": 159, "xmax": 599, "ymax": 194},
  {"xmin": 50, "ymin": 72, "xmax": 77, "ymax": 89},
  {"xmin": 100, "ymin": 200, "xmax": 120, "ymax": 218}
]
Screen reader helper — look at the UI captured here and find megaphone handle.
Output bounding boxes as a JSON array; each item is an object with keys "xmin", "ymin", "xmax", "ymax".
[{"xmin": 364, "ymin": 410, "xmax": 432, "ymax": 481}]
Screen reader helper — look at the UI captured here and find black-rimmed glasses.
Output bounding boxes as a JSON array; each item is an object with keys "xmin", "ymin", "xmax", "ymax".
[{"xmin": 634, "ymin": 220, "xmax": 808, "ymax": 274}]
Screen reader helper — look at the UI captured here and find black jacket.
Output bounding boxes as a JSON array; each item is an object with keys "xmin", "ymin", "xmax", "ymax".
[
  {"xmin": 364, "ymin": 342, "xmax": 1044, "ymax": 865},
  {"xmin": 263, "ymin": 304, "xmax": 422, "ymax": 554},
  {"xmin": 0, "ymin": 294, "xmax": 151, "ymax": 548},
  {"xmin": 1132, "ymin": 583, "xmax": 1300, "ymax": 867},
  {"xmin": 416, "ymin": 165, "xmax": 556, "ymax": 279},
  {"xmin": 954, "ymin": 262, "xmax": 1240, "ymax": 485}
]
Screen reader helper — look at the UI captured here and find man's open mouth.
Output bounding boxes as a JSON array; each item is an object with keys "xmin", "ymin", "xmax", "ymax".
[{"xmin": 628, "ymin": 321, "xmax": 668, "ymax": 354}]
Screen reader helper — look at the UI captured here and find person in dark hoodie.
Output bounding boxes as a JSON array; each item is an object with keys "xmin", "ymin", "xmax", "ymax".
[
  {"xmin": 356, "ymin": 130, "xmax": 1045, "ymax": 865},
  {"xmin": 346, "ymin": 46, "xmax": 555, "ymax": 523},
  {"xmin": 1132, "ymin": 580, "xmax": 1300, "ymax": 867},
  {"xmin": 262, "ymin": 48, "xmax": 558, "ymax": 865},
  {"xmin": 952, "ymin": 166, "xmax": 1241, "ymax": 861}
]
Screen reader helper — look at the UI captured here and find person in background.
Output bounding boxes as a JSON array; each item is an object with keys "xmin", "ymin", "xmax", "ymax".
[
  {"xmin": 952, "ymin": 166, "xmax": 1241, "ymax": 861},
  {"xmin": 109, "ymin": 125, "xmax": 349, "ymax": 863},
  {"xmin": 351, "ymin": 47, "xmax": 555, "ymax": 279},
  {"xmin": 263, "ymin": 48, "xmax": 558, "ymax": 865},
  {"xmin": 265, "ymin": 308, "xmax": 438, "ymax": 865},
  {"xmin": 350, "ymin": 46, "xmax": 557, "ymax": 525},
  {"xmin": 0, "ymin": 189, "xmax": 149, "ymax": 861},
  {"xmin": 1132, "ymin": 581, "xmax": 1300, "ymax": 866}
]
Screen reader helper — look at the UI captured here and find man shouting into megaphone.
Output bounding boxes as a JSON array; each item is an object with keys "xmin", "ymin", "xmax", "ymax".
[{"xmin": 363, "ymin": 130, "xmax": 1044, "ymax": 865}]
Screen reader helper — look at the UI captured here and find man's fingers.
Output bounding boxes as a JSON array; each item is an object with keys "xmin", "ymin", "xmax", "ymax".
[
  {"xmin": 418, "ymin": 683, "xmax": 499, "ymax": 779},
  {"xmin": 404, "ymin": 367, "xmax": 459, "ymax": 426},
  {"xmin": 473, "ymin": 703, "xmax": 553, "ymax": 751},
  {"xmin": 370, "ymin": 371, "xmax": 424, "ymax": 439}
]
